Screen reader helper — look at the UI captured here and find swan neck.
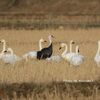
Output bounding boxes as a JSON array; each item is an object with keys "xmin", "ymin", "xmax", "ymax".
[
  {"xmin": 49, "ymin": 36, "xmax": 52, "ymax": 45},
  {"xmin": 62, "ymin": 44, "xmax": 68, "ymax": 56},
  {"xmin": 10, "ymin": 49, "xmax": 13, "ymax": 56},
  {"xmin": 76, "ymin": 46, "xmax": 79, "ymax": 55},
  {"xmin": 3, "ymin": 40, "xmax": 6, "ymax": 52},
  {"xmin": 1, "ymin": 40, "xmax": 6, "ymax": 54},
  {"xmin": 96, "ymin": 43, "xmax": 100, "ymax": 56},
  {"xmin": 39, "ymin": 40, "xmax": 42, "ymax": 50}
]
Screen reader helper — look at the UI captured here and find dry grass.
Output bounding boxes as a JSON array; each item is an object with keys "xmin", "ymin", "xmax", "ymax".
[
  {"xmin": 0, "ymin": 14, "xmax": 100, "ymax": 23},
  {"xmin": 0, "ymin": 28, "xmax": 100, "ymax": 84},
  {"xmin": 0, "ymin": 28, "xmax": 100, "ymax": 99}
]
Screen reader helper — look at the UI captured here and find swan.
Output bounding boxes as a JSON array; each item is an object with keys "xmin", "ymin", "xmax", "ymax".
[
  {"xmin": 94, "ymin": 41, "xmax": 100, "ymax": 67},
  {"xmin": 3, "ymin": 48, "xmax": 16, "ymax": 66},
  {"xmin": 46, "ymin": 55, "xmax": 62, "ymax": 63},
  {"xmin": 37, "ymin": 35, "xmax": 54, "ymax": 60},
  {"xmin": 0, "ymin": 39, "xmax": 23, "ymax": 61},
  {"xmin": 64, "ymin": 40, "xmax": 76, "ymax": 63},
  {"xmin": 59, "ymin": 41, "xmax": 76, "ymax": 63},
  {"xmin": 70, "ymin": 45, "xmax": 84, "ymax": 66},
  {"xmin": 22, "ymin": 39, "xmax": 46, "ymax": 61}
]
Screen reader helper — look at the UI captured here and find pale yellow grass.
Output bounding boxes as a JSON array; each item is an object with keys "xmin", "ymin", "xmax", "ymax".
[{"xmin": 0, "ymin": 28, "xmax": 100, "ymax": 84}]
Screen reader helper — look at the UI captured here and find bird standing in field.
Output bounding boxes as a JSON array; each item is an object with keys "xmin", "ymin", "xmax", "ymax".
[
  {"xmin": 3, "ymin": 48, "xmax": 16, "ymax": 66},
  {"xmin": 70, "ymin": 45, "xmax": 84, "ymax": 66},
  {"xmin": 37, "ymin": 35, "xmax": 54, "ymax": 60}
]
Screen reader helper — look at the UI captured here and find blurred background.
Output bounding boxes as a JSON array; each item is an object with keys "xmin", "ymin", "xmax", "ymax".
[{"xmin": 0, "ymin": 0, "xmax": 100, "ymax": 14}]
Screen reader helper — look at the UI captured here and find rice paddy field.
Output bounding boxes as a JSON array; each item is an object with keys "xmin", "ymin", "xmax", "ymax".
[{"xmin": 0, "ymin": 14, "xmax": 100, "ymax": 100}]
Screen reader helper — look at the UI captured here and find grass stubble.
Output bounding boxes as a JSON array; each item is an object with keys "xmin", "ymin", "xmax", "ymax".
[{"xmin": 0, "ymin": 28, "xmax": 100, "ymax": 99}]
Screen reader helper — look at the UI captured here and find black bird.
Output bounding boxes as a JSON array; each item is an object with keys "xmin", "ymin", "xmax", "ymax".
[{"xmin": 37, "ymin": 35, "xmax": 54, "ymax": 60}]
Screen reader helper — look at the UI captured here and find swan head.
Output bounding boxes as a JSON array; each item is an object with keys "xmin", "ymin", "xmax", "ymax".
[
  {"xmin": 0, "ymin": 39, "xmax": 5, "ymax": 43},
  {"xmin": 70, "ymin": 40, "xmax": 75, "ymax": 44},
  {"xmin": 40, "ymin": 39, "xmax": 47, "ymax": 42},
  {"xmin": 49, "ymin": 35, "xmax": 55, "ymax": 39},
  {"xmin": 4, "ymin": 48, "xmax": 12, "ymax": 53},
  {"xmin": 59, "ymin": 43, "xmax": 66, "ymax": 50}
]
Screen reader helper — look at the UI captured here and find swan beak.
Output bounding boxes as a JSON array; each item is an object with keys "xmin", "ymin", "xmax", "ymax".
[
  {"xmin": 0, "ymin": 40, "xmax": 2, "ymax": 42},
  {"xmin": 59, "ymin": 46, "xmax": 62, "ymax": 50},
  {"xmin": 44, "ymin": 40, "xmax": 47, "ymax": 42}
]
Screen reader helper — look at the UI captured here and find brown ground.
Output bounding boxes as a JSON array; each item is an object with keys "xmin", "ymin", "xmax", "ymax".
[{"xmin": 0, "ymin": 0, "xmax": 100, "ymax": 14}]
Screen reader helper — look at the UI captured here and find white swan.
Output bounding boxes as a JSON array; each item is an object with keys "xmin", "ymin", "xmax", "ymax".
[
  {"xmin": 0, "ymin": 39, "xmax": 23, "ymax": 61},
  {"xmin": 3, "ymin": 48, "xmax": 16, "ymax": 66},
  {"xmin": 70, "ymin": 45, "xmax": 84, "ymax": 66},
  {"xmin": 22, "ymin": 39, "xmax": 46, "ymax": 61},
  {"xmin": 46, "ymin": 55, "xmax": 62, "ymax": 63},
  {"xmin": 65, "ymin": 40, "xmax": 76, "ymax": 63},
  {"xmin": 59, "ymin": 41, "xmax": 76, "ymax": 63},
  {"xmin": 94, "ymin": 41, "xmax": 100, "ymax": 67}
]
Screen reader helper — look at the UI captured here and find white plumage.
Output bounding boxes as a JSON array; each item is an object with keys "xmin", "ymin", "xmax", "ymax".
[
  {"xmin": 3, "ymin": 48, "xmax": 16, "ymax": 66},
  {"xmin": 0, "ymin": 39, "xmax": 22, "ymax": 61},
  {"xmin": 46, "ymin": 55, "xmax": 62, "ymax": 63},
  {"xmin": 59, "ymin": 42, "xmax": 76, "ymax": 63},
  {"xmin": 94, "ymin": 41, "xmax": 100, "ymax": 67},
  {"xmin": 22, "ymin": 39, "xmax": 46, "ymax": 61},
  {"xmin": 65, "ymin": 40, "xmax": 76, "ymax": 63},
  {"xmin": 0, "ymin": 39, "xmax": 7, "ymax": 59},
  {"xmin": 70, "ymin": 45, "xmax": 84, "ymax": 66}
]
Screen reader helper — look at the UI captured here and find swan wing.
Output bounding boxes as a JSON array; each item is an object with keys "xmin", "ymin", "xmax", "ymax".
[
  {"xmin": 62, "ymin": 52, "xmax": 76, "ymax": 62},
  {"xmin": 70, "ymin": 55, "xmax": 84, "ymax": 66},
  {"xmin": 47, "ymin": 55, "xmax": 62, "ymax": 63},
  {"xmin": 3, "ymin": 56, "xmax": 16, "ymax": 66}
]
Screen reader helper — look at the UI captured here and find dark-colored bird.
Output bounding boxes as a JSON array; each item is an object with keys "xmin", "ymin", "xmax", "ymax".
[{"xmin": 37, "ymin": 35, "xmax": 54, "ymax": 60}]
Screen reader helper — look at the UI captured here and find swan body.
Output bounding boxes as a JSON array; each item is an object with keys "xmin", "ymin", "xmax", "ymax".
[
  {"xmin": 22, "ymin": 39, "xmax": 46, "ymax": 61},
  {"xmin": 94, "ymin": 41, "xmax": 100, "ymax": 67},
  {"xmin": 46, "ymin": 55, "xmax": 62, "ymax": 63},
  {"xmin": 70, "ymin": 45, "xmax": 84, "ymax": 66},
  {"xmin": 3, "ymin": 48, "xmax": 16, "ymax": 66},
  {"xmin": 37, "ymin": 35, "xmax": 54, "ymax": 60},
  {"xmin": 59, "ymin": 43, "xmax": 75, "ymax": 63}
]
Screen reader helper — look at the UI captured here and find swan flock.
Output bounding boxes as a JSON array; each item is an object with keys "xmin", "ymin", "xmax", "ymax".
[{"xmin": 0, "ymin": 36, "xmax": 99, "ymax": 67}]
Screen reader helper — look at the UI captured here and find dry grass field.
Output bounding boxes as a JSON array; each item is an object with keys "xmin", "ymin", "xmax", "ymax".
[
  {"xmin": 0, "ymin": 28, "xmax": 100, "ymax": 83},
  {"xmin": 0, "ymin": 28, "xmax": 100, "ymax": 99}
]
